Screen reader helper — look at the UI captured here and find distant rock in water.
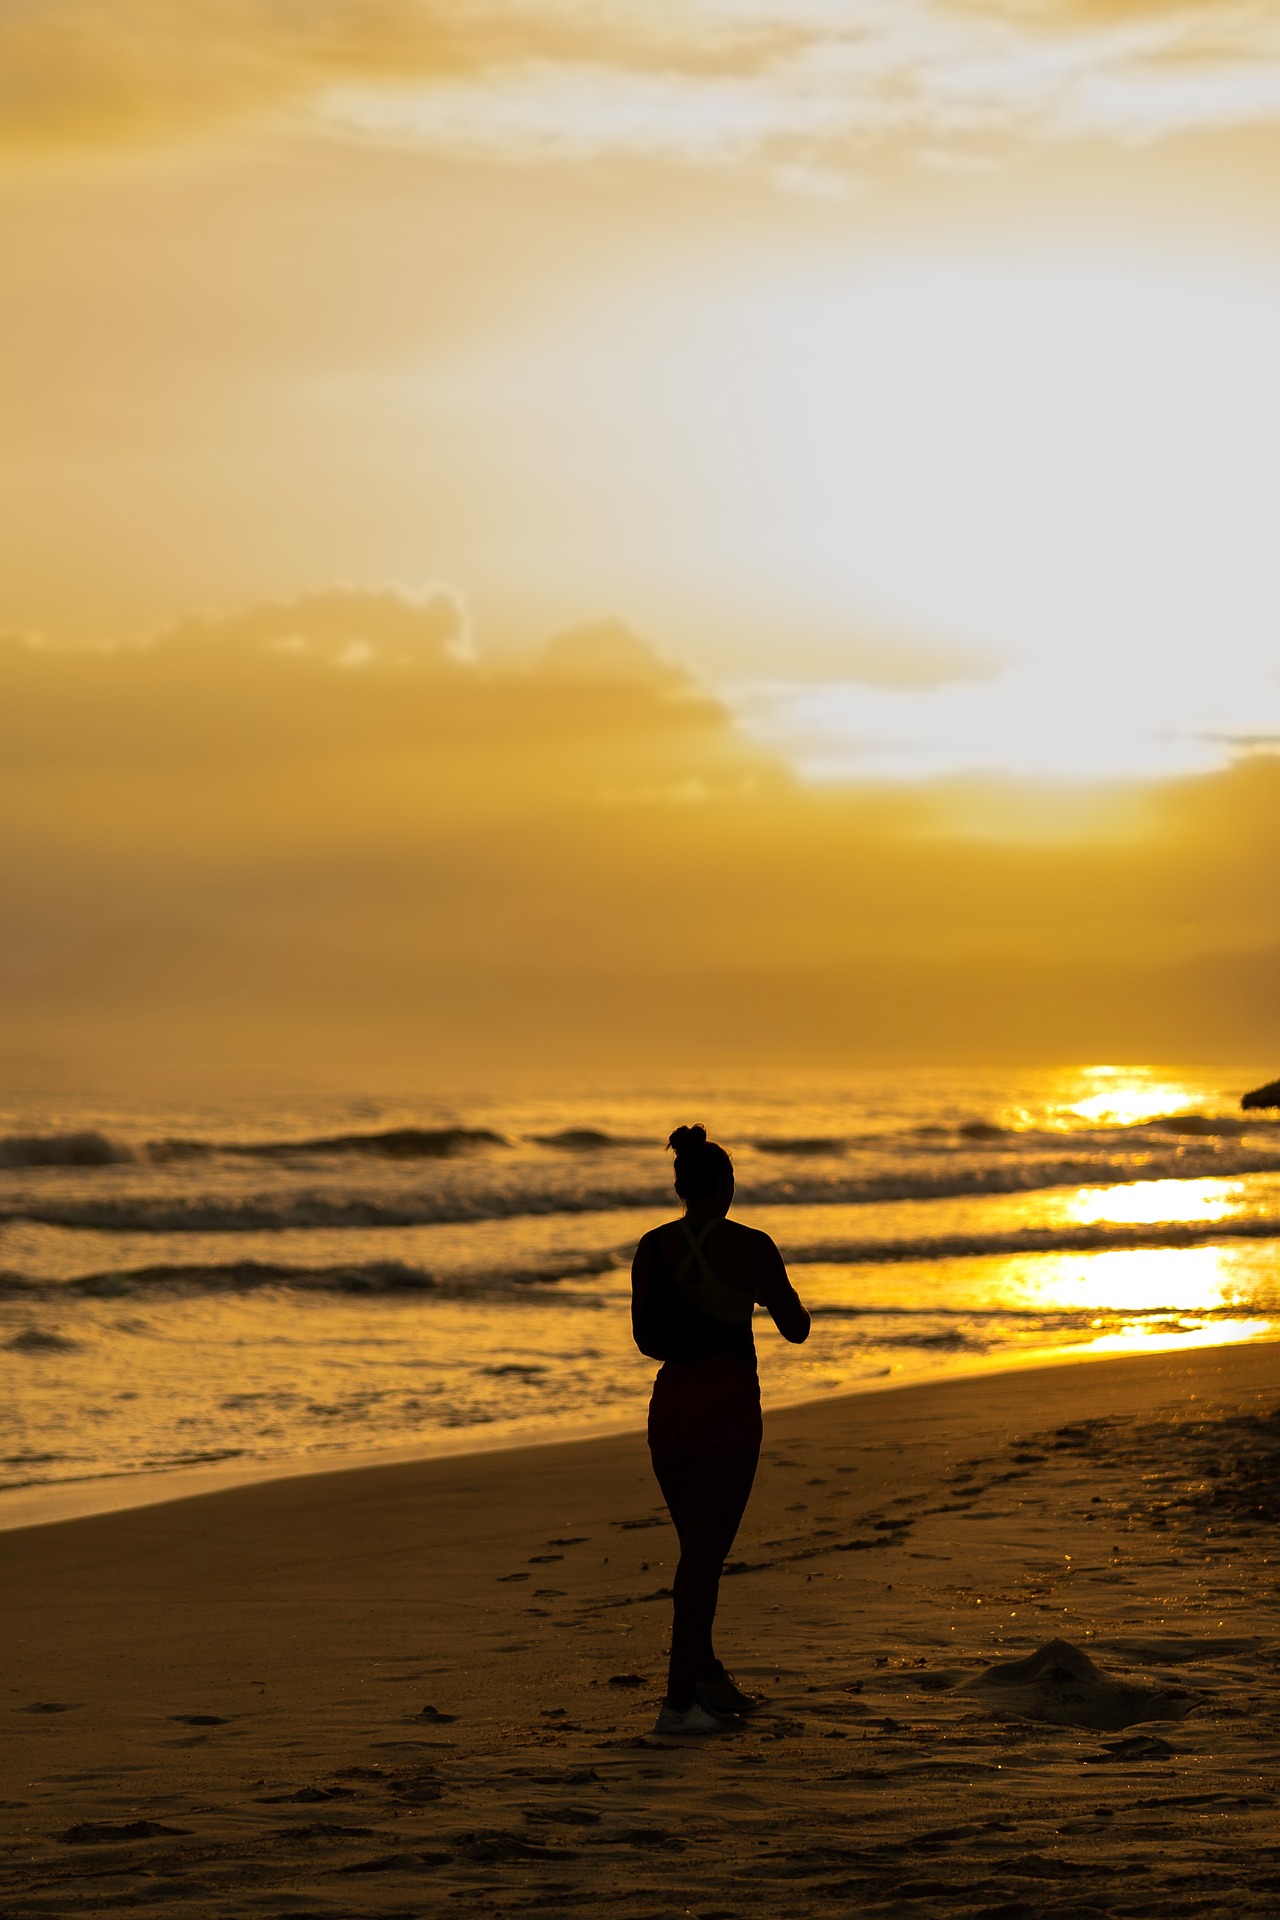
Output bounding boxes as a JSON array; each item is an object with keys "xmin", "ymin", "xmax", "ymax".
[
  {"xmin": 1242, "ymin": 1078, "xmax": 1280, "ymax": 1111},
  {"xmin": 237, "ymin": 1126, "xmax": 509, "ymax": 1159},
  {"xmin": 956, "ymin": 1121, "xmax": 1007, "ymax": 1141},
  {"xmin": 1146, "ymin": 1113, "xmax": 1246, "ymax": 1137}
]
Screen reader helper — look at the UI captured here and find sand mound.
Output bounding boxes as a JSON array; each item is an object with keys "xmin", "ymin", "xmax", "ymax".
[{"xmin": 963, "ymin": 1637, "xmax": 1201, "ymax": 1730}]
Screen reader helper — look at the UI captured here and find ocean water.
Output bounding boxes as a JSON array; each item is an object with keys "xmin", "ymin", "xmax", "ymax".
[{"xmin": 3, "ymin": 1063, "xmax": 1278, "ymax": 1523}]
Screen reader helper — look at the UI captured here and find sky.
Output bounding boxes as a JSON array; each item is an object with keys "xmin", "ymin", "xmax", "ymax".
[{"xmin": 4, "ymin": 1, "xmax": 1280, "ymax": 1074}]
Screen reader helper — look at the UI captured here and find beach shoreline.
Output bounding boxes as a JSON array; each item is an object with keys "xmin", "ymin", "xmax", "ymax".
[
  {"xmin": 6, "ymin": 1338, "xmax": 1280, "ymax": 1917},
  {"xmin": 7, "ymin": 1065, "xmax": 1278, "ymax": 1512},
  {"xmin": 5, "ymin": 1322, "xmax": 1270, "ymax": 1536}
]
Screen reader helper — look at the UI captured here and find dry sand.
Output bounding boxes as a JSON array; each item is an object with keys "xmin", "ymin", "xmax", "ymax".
[{"xmin": 5, "ymin": 1341, "xmax": 1280, "ymax": 1919}]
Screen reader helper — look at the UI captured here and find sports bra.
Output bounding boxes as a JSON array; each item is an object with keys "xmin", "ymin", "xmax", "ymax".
[
  {"xmin": 639, "ymin": 1220, "xmax": 756, "ymax": 1367},
  {"xmin": 673, "ymin": 1220, "xmax": 755, "ymax": 1327}
]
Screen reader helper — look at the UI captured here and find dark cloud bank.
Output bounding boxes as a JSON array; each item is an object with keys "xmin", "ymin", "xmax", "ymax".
[{"xmin": 3, "ymin": 589, "xmax": 1279, "ymax": 1076}]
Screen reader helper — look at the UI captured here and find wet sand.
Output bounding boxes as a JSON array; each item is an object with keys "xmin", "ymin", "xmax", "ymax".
[{"xmin": 4, "ymin": 1340, "xmax": 1280, "ymax": 1918}]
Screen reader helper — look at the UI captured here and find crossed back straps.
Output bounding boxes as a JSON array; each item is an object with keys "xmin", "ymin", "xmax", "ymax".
[{"xmin": 668, "ymin": 1218, "xmax": 754, "ymax": 1328}]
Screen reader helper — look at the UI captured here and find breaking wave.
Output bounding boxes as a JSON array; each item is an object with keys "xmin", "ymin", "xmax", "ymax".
[
  {"xmin": 3, "ymin": 1326, "xmax": 83, "ymax": 1353},
  {"xmin": 754, "ymin": 1136, "xmax": 846, "ymax": 1156},
  {"xmin": 159, "ymin": 1125, "xmax": 510, "ymax": 1162},
  {"xmin": 9, "ymin": 1144, "xmax": 1280, "ymax": 1235},
  {"xmin": 0, "ymin": 1125, "xmax": 511, "ymax": 1169},
  {"xmin": 3, "ymin": 1213, "xmax": 1279, "ymax": 1302},
  {"xmin": 0, "ymin": 1250, "xmax": 619, "ymax": 1300},
  {"xmin": 530, "ymin": 1129, "xmax": 633, "ymax": 1150},
  {"xmin": 2, "ymin": 1109, "xmax": 1276, "ymax": 1177},
  {"xmin": 778, "ymin": 1216, "xmax": 1280, "ymax": 1268},
  {"xmin": 0, "ymin": 1132, "xmax": 135, "ymax": 1169}
]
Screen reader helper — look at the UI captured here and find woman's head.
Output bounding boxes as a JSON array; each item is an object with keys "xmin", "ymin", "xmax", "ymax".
[{"xmin": 667, "ymin": 1124, "xmax": 734, "ymax": 1209}]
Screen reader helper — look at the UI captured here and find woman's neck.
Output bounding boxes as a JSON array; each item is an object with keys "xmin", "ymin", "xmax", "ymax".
[{"xmin": 684, "ymin": 1203, "xmax": 728, "ymax": 1226}]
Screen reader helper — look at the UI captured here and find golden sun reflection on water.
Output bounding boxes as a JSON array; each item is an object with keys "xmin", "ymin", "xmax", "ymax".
[
  {"xmin": 1067, "ymin": 1178, "xmax": 1239, "ymax": 1228},
  {"xmin": 1076, "ymin": 1316, "xmax": 1274, "ymax": 1360},
  {"xmin": 1066, "ymin": 1078, "xmax": 1200, "ymax": 1127},
  {"xmin": 1002, "ymin": 1242, "xmax": 1244, "ymax": 1314}
]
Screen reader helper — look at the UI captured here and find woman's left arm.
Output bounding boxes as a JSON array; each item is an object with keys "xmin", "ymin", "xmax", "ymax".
[{"xmin": 755, "ymin": 1235, "xmax": 811, "ymax": 1344}]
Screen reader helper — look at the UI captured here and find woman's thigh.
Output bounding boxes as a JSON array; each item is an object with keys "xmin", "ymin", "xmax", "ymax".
[
  {"xmin": 652, "ymin": 1445, "xmax": 759, "ymax": 1559},
  {"xmin": 687, "ymin": 1446, "xmax": 759, "ymax": 1559}
]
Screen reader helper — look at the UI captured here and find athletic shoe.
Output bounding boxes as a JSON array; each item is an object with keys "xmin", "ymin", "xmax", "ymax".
[
  {"xmin": 651, "ymin": 1702, "xmax": 734, "ymax": 1736},
  {"xmin": 696, "ymin": 1670, "xmax": 762, "ymax": 1716}
]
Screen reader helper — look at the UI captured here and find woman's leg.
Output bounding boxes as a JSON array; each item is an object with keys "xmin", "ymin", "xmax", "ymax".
[
  {"xmin": 653, "ymin": 1444, "xmax": 759, "ymax": 1708},
  {"xmin": 651, "ymin": 1448, "xmax": 692, "ymax": 1546}
]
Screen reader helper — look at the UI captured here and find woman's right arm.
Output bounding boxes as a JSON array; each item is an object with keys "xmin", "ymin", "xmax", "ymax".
[
  {"xmin": 755, "ymin": 1235, "xmax": 811, "ymax": 1344},
  {"xmin": 631, "ymin": 1230, "xmax": 671, "ymax": 1360}
]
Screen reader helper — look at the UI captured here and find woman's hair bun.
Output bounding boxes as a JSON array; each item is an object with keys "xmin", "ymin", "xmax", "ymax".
[{"xmin": 666, "ymin": 1122, "xmax": 732, "ymax": 1200}]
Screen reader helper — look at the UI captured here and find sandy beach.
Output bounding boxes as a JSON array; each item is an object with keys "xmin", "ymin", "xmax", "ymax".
[{"xmin": 5, "ymin": 1339, "xmax": 1280, "ymax": 1919}]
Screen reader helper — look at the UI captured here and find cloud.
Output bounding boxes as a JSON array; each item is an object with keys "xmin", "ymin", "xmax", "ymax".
[
  {"xmin": 0, "ymin": 1, "xmax": 499, "ymax": 151},
  {"xmin": 3, "ymin": 584, "xmax": 1280, "ymax": 1082},
  {"xmin": 0, "ymin": 590, "xmax": 765, "ymax": 802},
  {"xmin": 159, "ymin": 587, "xmax": 470, "ymax": 668},
  {"xmin": 533, "ymin": 618, "xmax": 692, "ymax": 690},
  {"xmin": 6, "ymin": 1, "xmax": 1280, "ymax": 163}
]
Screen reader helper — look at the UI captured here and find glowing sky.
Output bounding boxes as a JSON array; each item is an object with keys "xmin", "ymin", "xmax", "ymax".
[
  {"xmin": 5, "ymin": 1, "xmax": 1280, "ymax": 785},
  {"xmin": 5, "ymin": 4, "xmax": 1280, "ymax": 1069}
]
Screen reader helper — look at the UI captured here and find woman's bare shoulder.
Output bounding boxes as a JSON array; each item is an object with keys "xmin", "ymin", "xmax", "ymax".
[
  {"xmin": 723, "ymin": 1220, "xmax": 782, "ymax": 1259},
  {"xmin": 634, "ymin": 1223, "xmax": 674, "ymax": 1259},
  {"xmin": 645, "ymin": 1220, "xmax": 687, "ymax": 1253}
]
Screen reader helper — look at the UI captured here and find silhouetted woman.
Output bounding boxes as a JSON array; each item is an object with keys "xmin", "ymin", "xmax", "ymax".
[{"xmin": 632, "ymin": 1124, "xmax": 810, "ymax": 1734}]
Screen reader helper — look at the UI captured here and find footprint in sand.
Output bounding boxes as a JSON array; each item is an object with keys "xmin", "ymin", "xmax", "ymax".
[
  {"xmin": 271, "ymin": 1820, "xmax": 376, "ymax": 1842},
  {"xmin": 337, "ymin": 1850, "xmax": 452, "ymax": 1874},
  {"xmin": 614, "ymin": 1824, "xmax": 686, "ymax": 1852},
  {"xmin": 59, "ymin": 1820, "xmax": 190, "ymax": 1845},
  {"xmin": 1083, "ymin": 1733, "xmax": 1174, "ymax": 1763},
  {"xmin": 169, "ymin": 1713, "xmax": 228, "ymax": 1726},
  {"xmin": 336, "ymin": 1852, "xmax": 417, "ymax": 1874},
  {"xmin": 18, "ymin": 1701, "xmax": 80, "ymax": 1714},
  {"xmin": 256, "ymin": 1785, "xmax": 357, "ymax": 1803},
  {"xmin": 522, "ymin": 1804, "xmax": 602, "ymax": 1826},
  {"xmin": 1103, "ymin": 1634, "xmax": 1266, "ymax": 1666}
]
